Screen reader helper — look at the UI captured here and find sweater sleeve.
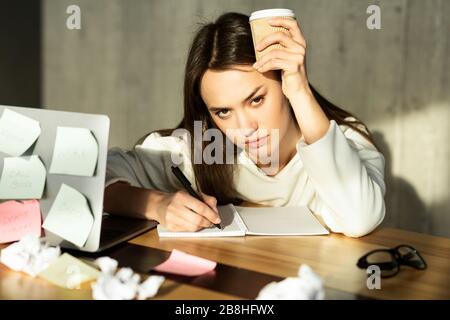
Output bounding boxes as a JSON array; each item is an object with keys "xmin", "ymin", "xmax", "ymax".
[
  {"xmin": 297, "ymin": 120, "xmax": 386, "ymax": 237},
  {"xmin": 105, "ymin": 147, "xmax": 153, "ymax": 189},
  {"xmin": 105, "ymin": 132, "xmax": 196, "ymax": 193}
]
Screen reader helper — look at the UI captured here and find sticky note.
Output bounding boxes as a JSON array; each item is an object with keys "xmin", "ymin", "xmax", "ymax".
[
  {"xmin": 49, "ymin": 127, "xmax": 98, "ymax": 176},
  {"xmin": 38, "ymin": 253, "xmax": 100, "ymax": 289},
  {"xmin": 42, "ymin": 184, "xmax": 94, "ymax": 247},
  {"xmin": 0, "ymin": 155, "xmax": 46, "ymax": 200},
  {"xmin": 0, "ymin": 200, "xmax": 41, "ymax": 244},
  {"xmin": 0, "ymin": 108, "xmax": 41, "ymax": 156},
  {"xmin": 153, "ymin": 249, "xmax": 217, "ymax": 276}
]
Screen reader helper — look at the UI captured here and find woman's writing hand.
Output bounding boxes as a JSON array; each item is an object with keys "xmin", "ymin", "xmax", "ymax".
[
  {"xmin": 253, "ymin": 18, "xmax": 310, "ymax": 100},
  {"xmin": 155, "ymin": 190, "xmax": 221, "ymax": 232}
]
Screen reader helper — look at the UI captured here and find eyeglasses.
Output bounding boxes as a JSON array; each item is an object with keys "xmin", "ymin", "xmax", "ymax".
[{"xmin": 357, "ymin": 244, "xmax": 427, "ymax": 278}]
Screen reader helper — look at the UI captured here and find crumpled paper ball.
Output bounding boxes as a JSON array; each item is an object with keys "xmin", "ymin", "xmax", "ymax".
[
  {"xmin": 0, "ymin": 234, "xmax": 61, "ymax": 277},
  {"xmin": 256, "ymin": 264, "xmax": 325, "ymax": 300},
  {"xmin": 92, "ymin": 256, "xmax": 165, "ymax": 300}
]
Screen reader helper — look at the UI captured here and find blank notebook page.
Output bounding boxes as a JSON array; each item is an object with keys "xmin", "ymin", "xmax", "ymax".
[{"xmin": 234, "ymin": 206, "xmax": 329, "ymax": 236}]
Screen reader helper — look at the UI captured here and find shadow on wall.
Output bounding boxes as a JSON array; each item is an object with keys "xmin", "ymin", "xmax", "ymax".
[
  {"xmin": 0, "ymin": 0, "xmax": 41, "ymax": 107},
  {"xmin": 372, "ymin": 131, "xmax": 430, "ymax": 234}
]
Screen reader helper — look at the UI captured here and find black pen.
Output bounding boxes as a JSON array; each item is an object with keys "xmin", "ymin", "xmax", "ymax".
[{"xmin": 171, "ymin": 165, "xmax": 222, "ymax": 229}]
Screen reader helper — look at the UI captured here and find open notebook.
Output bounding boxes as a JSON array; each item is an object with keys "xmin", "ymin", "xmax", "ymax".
[{"xmin": 157, "ymin": 204, "xmax": 330, "ymax": 238}]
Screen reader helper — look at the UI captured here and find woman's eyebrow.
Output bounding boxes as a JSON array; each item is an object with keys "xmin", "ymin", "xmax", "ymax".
[
  {"xmin": 209, "ymin": 106, "xmax": 229, "ymax": 112},
  {"xmin": 243, "ymin": 85, "xmax": 264, "ymax": 103},
  {"xmin": 208, "ymin": 85, "xmax": 264, "ymax": 112}
]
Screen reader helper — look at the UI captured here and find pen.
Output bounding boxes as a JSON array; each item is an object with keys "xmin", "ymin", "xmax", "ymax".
[{"xmin": 171, "ymin": 165, "xmax": 222, "ymax": 229}]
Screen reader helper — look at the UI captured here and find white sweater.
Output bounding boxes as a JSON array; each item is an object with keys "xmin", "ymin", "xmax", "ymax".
[{"xmin": 105, "ymin": 119, "xmax": 386, "ymax": 238}]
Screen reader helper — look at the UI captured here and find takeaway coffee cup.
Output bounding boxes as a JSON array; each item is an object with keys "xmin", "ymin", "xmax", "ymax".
[{"xmin": 249, "ymin": 8, "xmax": 296, "ymax": 61}]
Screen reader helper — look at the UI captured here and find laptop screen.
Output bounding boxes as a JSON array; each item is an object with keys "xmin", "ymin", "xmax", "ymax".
[{"xmin": 0, "ymin": 105, "xmax": 110, "ymax": 252}]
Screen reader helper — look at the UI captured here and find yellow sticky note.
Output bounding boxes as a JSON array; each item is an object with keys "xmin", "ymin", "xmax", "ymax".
[{"xmin": 38, "ymin": 253, "xmax": 100, "ymax": 289}]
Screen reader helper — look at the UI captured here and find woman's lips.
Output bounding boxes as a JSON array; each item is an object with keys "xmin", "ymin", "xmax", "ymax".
[{"xmin": 245, "ymin": 135, "xmax": 269, "ymax": 149}]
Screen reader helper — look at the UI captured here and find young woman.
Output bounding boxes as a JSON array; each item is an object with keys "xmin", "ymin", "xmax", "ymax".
[{"xmin": 104, "ymin": 12, "xmax": 385, "ymax": 238}]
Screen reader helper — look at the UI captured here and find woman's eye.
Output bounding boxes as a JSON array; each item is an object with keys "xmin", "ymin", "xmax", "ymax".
[
  {"xmin": 251, "ymin": 96, "xmax": 264, "ymax": 106},
  {"xmin": 216, "ymin": 109, "xmax": 231, "ymax": 118}
]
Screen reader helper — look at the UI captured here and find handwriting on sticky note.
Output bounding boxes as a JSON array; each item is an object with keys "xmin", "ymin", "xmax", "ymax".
[
  {"xmin": 0, "ymin": 156, "xmax": 46, "ymax": 200},
  {"xmin": 0, "ymin": 200, "xmax": 41, "ymax": 244},
  {"xmin": 38, "ymin": 253, "xmax": 100, "ymax": 289},
  {"xmin": 42, "ymin": 184, "xmax": 94, "ymax": 247},
  {"xmin": 49, "ymin": 127, "xmax": 98, "ymax": 177},
  {"xmin": 0, "ymin": 108, "xmax": 41, "ymax": 156},
  {"xmin": 153, "ymin": 249, "xmax": 217, "ymax": 276}
]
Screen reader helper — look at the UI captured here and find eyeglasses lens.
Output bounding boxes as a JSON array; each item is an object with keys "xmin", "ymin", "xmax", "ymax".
[{"xmin": 397, "ymin": 246, "xmax": 426, "ymax": 269}]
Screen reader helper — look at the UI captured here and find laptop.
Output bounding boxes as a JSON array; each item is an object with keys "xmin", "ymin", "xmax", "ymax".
[{"xmin": 0, "ymin": 105, "xmax": 157, "ymax": 253}]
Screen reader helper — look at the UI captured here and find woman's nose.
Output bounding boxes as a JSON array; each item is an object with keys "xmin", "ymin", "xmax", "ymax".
[{"xmin": 236, "ymin": 112, "xmax": 258, "ymax": 134}]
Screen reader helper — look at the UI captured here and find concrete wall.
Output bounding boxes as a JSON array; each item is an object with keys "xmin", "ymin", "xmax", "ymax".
[{"xmin": 42, "ymin": 0, "xmax": 450, "ymax": 237}]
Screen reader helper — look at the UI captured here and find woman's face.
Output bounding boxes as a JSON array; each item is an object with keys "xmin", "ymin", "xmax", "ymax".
[{"xmin": 200, "ymin": 65, "xmax": 296, "ymax": 167}]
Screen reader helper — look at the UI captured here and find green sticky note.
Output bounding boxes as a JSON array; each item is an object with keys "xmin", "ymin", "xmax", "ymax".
[
  {"xmin": 0, "ymin": 155, "xmax": 46, "ymax": 200},
  {"xmin": 0, "ymin": 108, "xmax": 41, "ymax": 156},
  {"xmin": 38, "ymin": 253, "xmax": 100, "ymax": 289},
  {"xmin": 49, "ymin": 127, "xmax": 98, "ymax": 177},
  {"xmin": 42, "ymin": 184, "xmax": 94, "ymax": 247}
]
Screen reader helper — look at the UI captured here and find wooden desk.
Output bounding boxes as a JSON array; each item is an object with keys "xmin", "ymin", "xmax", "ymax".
[{"xmin": 1, "ymin": 227, "xmax": 449, "ymax": 300}]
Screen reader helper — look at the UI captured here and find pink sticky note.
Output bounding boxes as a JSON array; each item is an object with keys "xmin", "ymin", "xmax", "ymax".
[
  {"xmin": 0, "ymin": 200, "xmax": 42, "ymax": 244},
  {"xmin": 153, "ymin": 249, "xmax": 217, "ymax": 276}
]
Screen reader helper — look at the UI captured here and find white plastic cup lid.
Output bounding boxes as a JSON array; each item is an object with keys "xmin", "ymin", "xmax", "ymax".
[{"xmin": 249, "ymin": 8, "xmax": 295, "ymax": 21}]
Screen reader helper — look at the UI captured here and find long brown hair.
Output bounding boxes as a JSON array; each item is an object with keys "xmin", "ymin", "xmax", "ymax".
[{"xmin": 138, "ymin": 12, "xmax": 378, "ymax": 205}]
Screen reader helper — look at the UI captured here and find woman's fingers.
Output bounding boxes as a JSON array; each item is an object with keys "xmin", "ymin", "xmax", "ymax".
[
  {"xmin": 256, "ymin": 31, "xmax": 303, "ymax": 53},
  {"xmin": 254, "ymin": 49, "xmax": 304, "ymax": 69},
  {"xmin": 200, "ymin": 192, "xmax": 219, "ymax": 214},
  {"xmin": 160, "ymin": 191, "xmax": 220, "ymax": 232},
  {"xmin": 254, "ymin": 50, "xmax": 304, "ymax": 73},
  {"xmin": 177, "ymin": 208, "xmax": 213, "ymax": 230},
  {"xmin": 161, "ymin": 191, "xmax": 221, "ymax": 232},
  {"xmin": 266, "ymin": 17, "xmax": 306, "ymax": 48},
  {"xmin": 165, "ymin": 201, "xmax": 213, "ymax": 232},
  {"xmin": 179, "ymin": 191, "xmax": 221, "ymax": 224},
  {"xmin": 257, "ymin": 58, "xmax": 294, "ymax": 73}
]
